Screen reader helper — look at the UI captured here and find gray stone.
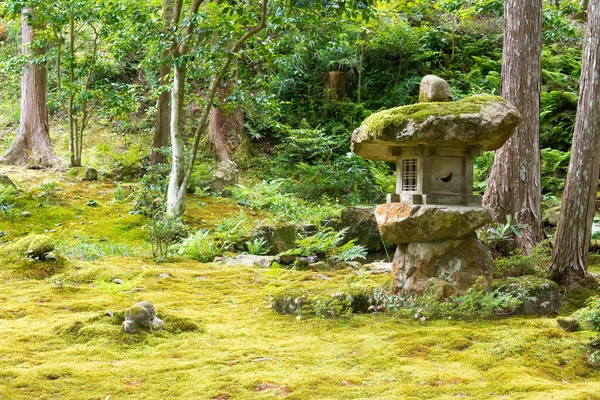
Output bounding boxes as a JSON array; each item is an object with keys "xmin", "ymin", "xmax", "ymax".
[
  {"xmin": 557, "ymin": 317, "xmax": 580, "ymax": 332},
  {"xmin": 309, "ymin": 261, "xmax": 330, "ymax": 271},
  {"xmin": 375, "ymin": 203, "xmax": 492, "ymax": 244},
  {"xmin": 392, "ymin": 237, "xmax": 493, "ymax": 296},
  {"xmin": 340, "ymin": 206, "xmax": 388, "ymax": 252},
  {"xmin": 123, "ymin": 301, "xmax": 163, "ymax": 334},
  {"xmin": 0, "ymin": 174, "xmax": 16, "ymax": 188},
  {"xmin": 494, "ymin": 276, "xmax": 561, "ymax": 316},
  {"xmin": 108, "ymin": 163, "xmax": 143, "ymax": 181},
  {"xmin": 68, "ymin": 167, "xmax": 98, "ymax": 181},
  {"xmin": 351, "ymin": 94, "xmax": 521, "ymax": 161},
  {"xmin": 543, "ymin": 206, "xmax": 561, "ymax": 226},
  {"xmin": 363, "ymin": 262, "xmax": 392, "ymax": 274},
  {"xmin": 251, "ymin": 224, "xmax": 296, "ymax": 255},
  {"xmin": 214, "ymin": 254, "xmax": 279, "ymax": 268},
  {"xmin": 419, "ymin": 75, "xmax": 453, "ymax": 103},
  {"xmin": 211, "ymin": 160, "xmax": 238, "ymax": 194}
]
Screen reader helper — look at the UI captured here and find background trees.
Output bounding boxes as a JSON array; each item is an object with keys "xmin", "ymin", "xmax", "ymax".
[
  {"xmin": 548, "ymin": 0, "xmax": 600, "ymax": 287},
  {"xmin": 1, "ymin": 7, "xmax": 58, "ymax": 167},
  {"xmin": 483, "ymin": 0, "xmax": 545, "ymax": 254}
]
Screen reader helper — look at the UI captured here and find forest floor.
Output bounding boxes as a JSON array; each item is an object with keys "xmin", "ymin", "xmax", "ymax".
[{"xmin": 1, "ymin": 167, "xmax": 600, "ymax": 400}]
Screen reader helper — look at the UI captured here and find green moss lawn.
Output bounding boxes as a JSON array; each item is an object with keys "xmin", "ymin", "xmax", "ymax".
[{"xmin": 1, "ymin": 167, "xmax": 600, "ymax": 399}]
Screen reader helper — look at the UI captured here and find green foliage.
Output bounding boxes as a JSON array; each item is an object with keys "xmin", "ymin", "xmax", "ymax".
[
  {"xmin": 578, "ymin": 297, "xmax": 600, "ymax": 332},
  {"xmin": 231, "ymin": 180, "xmax": 341, "ymax": 223},
  {"xmin": 58, "ymin": 240, "xmax": 137, "ymax": 261},
  {"xmin": 492, "ymin": 241, "xmax": 552, "ymax": 279},
  {"xmin": 391, "ymin": 287, "xmax": 522, "ymax": 321},
  {"xmin": 540, "ymin": 91, "xmax": 578, "ymax": 151},
  {"xmin": 541, "ymin": 148, "xmax": 571, "ymax": 194},
  {"xmin": 175, "ymin": 230, "xmax": 225, "ymax": 263},
  {"xmin": 479, "ymin": 215, "xmax": 526, "ymax": 247},
  {"xmin": 280, "ymin": 227, "xmax": 367, "ymax": 266},
  {"xmin": 245, "ymin": 237, "xmax": 270, "ymax": 255},
  {"xmin": 93, "ymin": 272, "xmax": 146, "ymax": 312}
]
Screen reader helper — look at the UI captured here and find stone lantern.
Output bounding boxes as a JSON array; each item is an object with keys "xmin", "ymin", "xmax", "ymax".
[{"xmin": 351, "ymin": 75, "xmax": 520, "ymax": 297}]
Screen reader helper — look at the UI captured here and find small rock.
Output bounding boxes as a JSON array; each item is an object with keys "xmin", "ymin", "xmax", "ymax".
[
  {"xmin": 68, "ymin": 167, "xmax": 98, "ymax": 181},
  {"xmin": 123, "ymin": 301, "xmax": 160, "ymax": 334},
  {"xmin": 313, "ymin": 273, "xmax": 332, "ymax": 281},
  {"xmin": 557, "ymin": 317, "xmax": 580, "ymax": 332},
  {"xmin": 293, "ymin": 257, "xmax": 310, "ymax": 270},
  {"xmin": 251, "ymin": 224, "xmax": 297, "ymax": 255},
  {"xmin": 211, "ymin": 160, "xmax": 238, "ymax": 195},
  {"xmin": 113, "ymin": 278, "xmax": 122, "ymax": 285},
  {"xmin": 158, "ymin": 273, "xmax": 170, "ymax": 279},
  {"xmin": 419, "ymin": 75, "xmax": 453, "ymax": 103},
  {"xmin": 0, "ymin": 174, "xmax": 17, "ymax": 188},
  {"xmin": 214, "ymin": 254, "xmax": 279, "ymax": 269},
  {"xmin": 309, "ymin": 261, "xmax": 330, "ymax": 271},
  {"xmin": 544, "ymin": 206, "xmax": 561, "ymax": 226},
  {"xmin": 363, "ymin": 262, "xmax": 392, "ymax": 274}
]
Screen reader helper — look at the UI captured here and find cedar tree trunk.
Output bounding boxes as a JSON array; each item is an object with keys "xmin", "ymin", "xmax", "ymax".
[
  {"xmin": 207, "ymin": 81, "xmax": 250, "ymax": 163},
  {"xmin": 548, "ymin": 0, "xmax": 600, "ymax": 287},
  {"xmin": 484, "ymin": 0, "xmax": 544, "ymax": 254},
  {"xmin": 2, "ymin": 8, "xmax": 59, "ymax": 167},
  {"xmin": 149, "ymin": 0, "xmax": 173, "ymax": 166}
]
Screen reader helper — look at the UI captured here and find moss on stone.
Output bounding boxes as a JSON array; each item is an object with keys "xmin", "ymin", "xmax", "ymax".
[
  {"xmin": 360, "ymin": 94, "xmax": 501, "ymax": 141},
  {"xmin": 494, "ymin": 276, "xmax": 561, "ymax": 315},
  {"xmin": 0, "ymin": 234, "xmax": 68, "ymax": 279}
]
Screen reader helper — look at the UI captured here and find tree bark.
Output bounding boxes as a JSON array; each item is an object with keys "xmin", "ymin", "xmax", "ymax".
[
  {"xmin": 166, "ymin": 0, "xmax": 267, "ymax": 217},
  {"xmin": 483, "ymin": 0, "xmax": 544, "ymax": 254},
  {"xmin": 207, "ymin": 81, "xmax": 250, "ymax": 163},
  {"xmin": 548, "ymin": 0, "xmax": 600, "ymax": 287},
  {"xmin": 326, "ymin": 71, "xmax": 348, "ymax": 101},
  {"xmin": 1, "ymin": 8, "xmax": 59, "ymax": 167},
  {"xmin": 150, "ymin": 0, "xmax": 173, "ymax": 166}
]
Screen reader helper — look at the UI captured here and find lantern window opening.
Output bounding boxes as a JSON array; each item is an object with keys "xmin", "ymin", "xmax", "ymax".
[{"xmin": 401, "ymin": 158, "xmax": 418, "ymax": 192}]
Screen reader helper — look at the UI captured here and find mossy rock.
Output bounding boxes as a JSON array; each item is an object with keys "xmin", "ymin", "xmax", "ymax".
[
  {"xmin": 271, "ymin": 287, "xmax": 373, "ymax": 317},
  {"xmin": 252, "ymin": 224, "xmax": 296, "ymax": 255},
  {"xmin": 352, "ymin": 94, "xmax": 521, "ymax": 161},
  {"xmin": 0, "ymin": 234, "xmax": 68, "ymax": 279},
  {"xmin": 67, "ymin": 167, "xmax": 98, "ymax": 181},
  {"xmin": 494, "ymin": 276, "xmax": 561, "ymax": 315}
]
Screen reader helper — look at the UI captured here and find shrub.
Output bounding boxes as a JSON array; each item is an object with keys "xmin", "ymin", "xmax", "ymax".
[
  {"xmin": 578, "ymin": 297, "xmax": 600, "ymax": 332},
  {"xmin": 492, "ymin": 240, "xmax": 551, "ymax": 279}
]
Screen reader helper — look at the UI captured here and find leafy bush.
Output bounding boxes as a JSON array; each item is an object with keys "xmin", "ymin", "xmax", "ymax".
[
  {"xmin": 245, "ymin": 237, "xmax": 270, "ymax": 255},
  {"xmin": 391, "ymin": 288, "xmax": 522, "ymax": 321},
  {"xmin": 231, "ymin": 180, "xmax": 341, "ymax": 224},
  {"xmin": 578, "ymin": 297, "xmax": 600, "ymax": 332},
  {"xmin": 492, "ymin": 240, "xmax": 551, "ymax": 279},
  {"xmin": 280, "ymin": 227, "xmax": 366, "ymax": 264},
  {"xmin": 479, "ymin": 214, "xmax": 526, "ymax": 247},
  {"xmin": 175, "ymin": 230, "xmax": 225, "ymax": 263},
  {"xmin": 541, "ymin": 148, "xmax": 570, "ymax": 194}
]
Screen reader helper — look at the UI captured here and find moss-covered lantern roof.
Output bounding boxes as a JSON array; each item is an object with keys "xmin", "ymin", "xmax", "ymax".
[{"xmin": 351, "ymin": 94, "xmax": 521, "ymax": 161}]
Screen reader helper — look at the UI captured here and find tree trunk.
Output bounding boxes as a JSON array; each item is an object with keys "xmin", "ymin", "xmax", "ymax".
[
  {"xmin": 166, "ymin": 63, "xmax": 187, "ymax": 217},
  {"xmin": 548, "ymin": 0, "xmax": 600, "ymax": 287},
  {"xmin": 150, "ymin": 63, "xmax": 171, "ymax": 165},
  {"xmin": 1, "ymin": 8, "xmax": 58, "ymax": 167},
  {"xmin": 150, "ymin": 0, "xmax": 173, "ymax": 166},
  {"xmin": 483, "ymin": 0, "xmax": 544, "ymax": 254},
  {"xmin": 326, "ymin": 71, "xmax": 348, "ymax": 101},
  {"xmin": 207, "ymin": 81, "xmax": 250, "ymax": 164}
]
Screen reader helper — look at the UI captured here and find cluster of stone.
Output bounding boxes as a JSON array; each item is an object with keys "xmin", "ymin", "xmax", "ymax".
[
  {"xmin": 123, "ymin": 301, "xmax": 164, "ymax": 334},
  {"xmin": 352, "ymin": 75, "xmax": 520, "ymax": 296}
]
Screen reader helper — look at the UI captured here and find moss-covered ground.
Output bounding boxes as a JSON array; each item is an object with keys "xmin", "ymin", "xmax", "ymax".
[{"xmin": 1, "ymin": 167, "xmax": 600, "ymax": 399}]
